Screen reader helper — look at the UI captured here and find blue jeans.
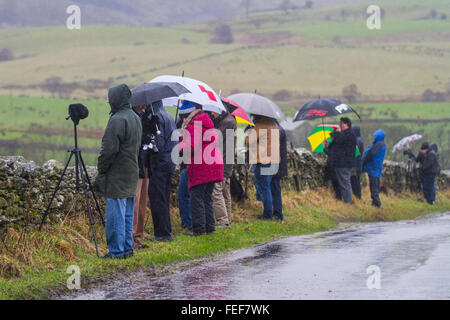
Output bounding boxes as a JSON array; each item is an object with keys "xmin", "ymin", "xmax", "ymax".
[
  {"xmin": 177, "ymin": 169, "xmax": 192, "ymax": 229},
  {"xmin": 253, "ymin": 164, "xmax": 283, "ymax": 220},
  {"xmin": 105, "ymin": 198, "xmax": 134, "ymax": 257}
]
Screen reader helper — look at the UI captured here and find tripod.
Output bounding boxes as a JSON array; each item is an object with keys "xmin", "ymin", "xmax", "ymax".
[{"xmin": 39, "ymin": 120, "xmax": 105, "ymax": 258}]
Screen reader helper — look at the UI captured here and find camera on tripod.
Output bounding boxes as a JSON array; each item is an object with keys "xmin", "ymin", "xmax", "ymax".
[
  {"xmin": 40, "ymin": 103, "xmax": 104, "ymax": 258},
  {"xmin": 66, "ymin": 103, "xmax": 89, "ymax": 125}
]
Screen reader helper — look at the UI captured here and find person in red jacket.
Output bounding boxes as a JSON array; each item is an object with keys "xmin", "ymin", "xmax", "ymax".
[{"xmin": 179, "ymin": 101, "xmax": 224, "ymax": 236}]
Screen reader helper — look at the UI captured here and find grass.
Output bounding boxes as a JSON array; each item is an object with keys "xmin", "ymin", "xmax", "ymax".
[
  {"xmin": 1, "ymin": 96, "xmax": 449, "ymax": 168},
  {"xmin": 1, "ymin": 187, "xmax": 450, "ymax": 300}
]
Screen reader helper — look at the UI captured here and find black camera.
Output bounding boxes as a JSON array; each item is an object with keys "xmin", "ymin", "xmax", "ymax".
[
  {"xmin": 143, "ymin": 132, "xmax": 160, "ymax": 153},
  {"xmin": 66, "ymin": 103, "xmax": 89, "ymax": 125}
]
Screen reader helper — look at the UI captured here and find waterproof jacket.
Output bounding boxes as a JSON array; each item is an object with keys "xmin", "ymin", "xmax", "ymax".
[
  {"xmin": 180, "ymin": 110, "xmax": 224, "ymax": 189},
  {"xmin": 214, "ymin": 112, "xmax": 237, "ymax": 179},
  {"xmin": 422, "ymin": 149, "xmax": 440, "ymax": 175},
  {"xmin": 327, "ymin": 128, "xmax": 356, "ymax": 169},
  {"xmin": 352, "ymin": 126, "xmax": 364, "ymax": 173},
  {"xmin": 145, "ymin": 100, "xmax": 177, "ymax": 175},
  {"xmin": 275, "ymin": 121, "xmax": 288, "ymax": 179},
  {"xmin": 362, "ymin": 129, "xmax": 386, "ymax": 179},
  {"xmin": 96, "ymin": 84, "xmax": 142, "ymax": 198},
  {"xmin": 245, "ymin": 116, "xmax": 280, "ymax": 165}
]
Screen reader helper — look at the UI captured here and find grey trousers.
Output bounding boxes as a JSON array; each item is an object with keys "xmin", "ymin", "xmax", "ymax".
[{"xmin": 335, "ymin": 168, "xmax": 353, "ymax": 204}]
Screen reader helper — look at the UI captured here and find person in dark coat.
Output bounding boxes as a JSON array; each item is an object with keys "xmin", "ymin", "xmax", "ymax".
[
  {"xmin": 212, "ymin": 111, "xmax": 237, "ymax": 228},
  {"xmin": 351, "ymin": 126, "xmax": 364, "ymax": 199},
  {"xmin": 420, "ymin": 143, "xmax": 440, "ymax": 204},
  {"xmin": 273, "ymin": 120, "xmax": 288, "ymax": 220},
  {"xmin": 145, "ymin": 100, "xmax": 177, "ymax": 242},
  {"xmin": 405, "ymin": 142, "xmax": 440, "ymax": 204},
  {"xmin": 326, "ymin": 117, "xmax": 356, "ymax": 204},
  {"xmin": 324, "ymin": 129, "xmax": 342, "ymax": 200},
  {"xmin": 95, "ymin": 84, "xmax": 142, "ymax": 259},
  {"xmin": 362, "ymin": 129, "xmax": 386, "ymax": 208}
]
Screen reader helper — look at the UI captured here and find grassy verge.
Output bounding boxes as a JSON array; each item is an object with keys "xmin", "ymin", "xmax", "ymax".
[{"xmin": 1, "ymin": 187, "xmax": 450, "ymax": 300}]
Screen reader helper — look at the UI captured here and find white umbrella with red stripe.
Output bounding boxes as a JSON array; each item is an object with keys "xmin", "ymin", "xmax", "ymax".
[{"xmin": 149, "ymin": 75, "xmax": 226, "ymax": 116}]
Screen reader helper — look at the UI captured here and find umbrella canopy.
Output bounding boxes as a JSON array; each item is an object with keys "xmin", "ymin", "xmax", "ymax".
[
  {"xmin": 221, "ymin": 97, "xmax": 254, "ymax": 126},
  {"xmin": 130, "ymin": 82, "xmax": 190, "ymax": 107},
  {"xmin": 150, "ymin": 75, "xmax": 226, "ymax": 114},
  {"xmin": 392, "ymin": 134, "xmax": 423, "ymax": 153},
  {"xmin": 227, "ymin": 93, "xmax": 286, "ymax": 120},
  {"xmin": 294, "ymin": 98, "xmax": 358, "ymax": 122},
  {"xmin": 308, "ymin": 124, "xmax": 361, "ymax": 157},
  {"xmin": 308, "ymin": 124, "xmax": 339, "ymax": 154}
]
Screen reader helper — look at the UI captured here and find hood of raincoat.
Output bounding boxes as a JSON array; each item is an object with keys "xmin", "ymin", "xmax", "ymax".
[
  {"xmin": 430, "ymin": 143, "xmax": 438, "ymax": 153},
  {"xmin": 352, "ymin": 126, "xmax": 361, "ymax": 137},
  {"xmin": 108, "ymin": 84, "xmax": 132, "ymax": 114},
  {"xmin": 373, "ymin": 129, "xmax": 385, "ymax": 143}
]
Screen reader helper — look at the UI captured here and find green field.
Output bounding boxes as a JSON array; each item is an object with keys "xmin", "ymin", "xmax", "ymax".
[
  {"xmin": 0, "ymin": 0, "xmax": 449, "ymax": 167},
  {"xmin": 0, "ymin": 0, "xmax": 449, "ymax": 101},
  {"xmin": 0, "ymin": 96, "xmax": 448, "ymax": 168}
]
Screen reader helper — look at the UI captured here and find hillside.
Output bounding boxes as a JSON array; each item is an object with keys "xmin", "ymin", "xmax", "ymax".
[
  {"xmin": 0, "ymin": 0, "xmax": 449, "ymax": 104},
  {"xmin": 0, "ymin": 0, "xmax": 369, "ymax": 27}
]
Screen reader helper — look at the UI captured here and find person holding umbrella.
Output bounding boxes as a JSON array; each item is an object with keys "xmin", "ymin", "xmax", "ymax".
[
  {"xmin": 179, "ymin": 103, "xmax": 224, "ymax": 236},
  {"xmin": 324, "ymin": 117, "xmax": 356, "ymax": 205},
  {"xmin": 144, "ymin": 100, "xmax": 178, "ymax": 242},
  {"xmin": 405, "ymin": 142, "xmax": 440, "ymax": 204},
  {"xmin": 130, "ymin": 82, "xmax": 190, "ymax": 243},
  {"xmin": 245, "ymin": 115, "xmax": 283, "ymax": 220}
]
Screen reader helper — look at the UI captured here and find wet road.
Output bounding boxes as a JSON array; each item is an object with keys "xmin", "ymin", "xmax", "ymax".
[{"xmin": 69, "ymin": 213, "xmax": 450, "ymax": 300}]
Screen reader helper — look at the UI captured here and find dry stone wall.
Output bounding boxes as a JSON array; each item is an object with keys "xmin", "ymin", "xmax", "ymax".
[{"xmin": 1, "ymin": 151, "xmax": 449, "ymax": 230}]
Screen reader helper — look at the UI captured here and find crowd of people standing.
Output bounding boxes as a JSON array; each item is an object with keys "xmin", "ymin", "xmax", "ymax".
[{"xmin": 94, "ymin": 84, "xmax": 441, "ymax": 259}]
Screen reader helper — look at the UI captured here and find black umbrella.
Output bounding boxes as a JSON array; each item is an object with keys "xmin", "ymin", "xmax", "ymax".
[
  {"xmin": 130, "ymin": 82, "xmax": 190, "ymax": 107},
  {"xmin": 293, "ymin": 97, "xmax": 361, "ymax": 122}
]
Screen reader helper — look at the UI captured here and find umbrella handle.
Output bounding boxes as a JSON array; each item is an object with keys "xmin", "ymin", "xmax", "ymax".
[{"xmin": 174, "ymin": 71, "xmax": 185, "ymax": 124}]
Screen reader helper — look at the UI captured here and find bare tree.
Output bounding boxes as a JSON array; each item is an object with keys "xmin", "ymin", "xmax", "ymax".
[
  {"xmin": 342, "ymin": 84, "xmax": 361, "ymax": 104},
  {"xmin": 0, "ymin": 48, "xmax": 13, "ymax": 62},
  {"xmin": 241, "ymin": 0, "xmax": 251, "ymax": 18},
  {"xmin": 304, "ymin": 1, "xmax": 314, "ymax": 9},
  {"xmin": 210, "ymin": 24, "xmax": 233, "ymax": 44},
  {"xmin": 280, "ymin": 0, "xmax": 293, "ymax": 15}
]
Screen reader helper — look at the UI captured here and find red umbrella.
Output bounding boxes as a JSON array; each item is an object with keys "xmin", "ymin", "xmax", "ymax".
[{"xmin": 221, "ymin": 97, "xmax": 254, "ymax": 126}]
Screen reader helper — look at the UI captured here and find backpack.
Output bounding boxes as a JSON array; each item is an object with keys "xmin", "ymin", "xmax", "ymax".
[{"xmin": 230, "ymin": 174, "xmax": 246, "ymax": 202}]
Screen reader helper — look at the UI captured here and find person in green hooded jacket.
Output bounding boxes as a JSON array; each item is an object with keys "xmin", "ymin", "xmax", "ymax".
[{"xmin": 94, "ymin": 84, "xmax": 142, "ymax": 259}]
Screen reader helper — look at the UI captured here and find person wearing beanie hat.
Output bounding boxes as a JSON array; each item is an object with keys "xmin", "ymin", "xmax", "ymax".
[{"xmin": 405, "ymin": 141, "xmax": 440, "ymax": 204}]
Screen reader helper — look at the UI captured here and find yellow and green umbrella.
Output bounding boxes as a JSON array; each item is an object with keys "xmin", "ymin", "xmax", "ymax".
[
  {"xmin": 308, "ymin": 124, "xmax": 361, "ymax": 156},
  {"xmin": 308, "ymin": 124, "xmax": 338, "ymax": 154}
]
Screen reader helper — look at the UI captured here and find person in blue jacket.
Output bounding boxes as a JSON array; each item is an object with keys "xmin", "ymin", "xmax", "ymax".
[{"xmin": 362, "ymin": 129, "xmax": 386, "ymax": 208}]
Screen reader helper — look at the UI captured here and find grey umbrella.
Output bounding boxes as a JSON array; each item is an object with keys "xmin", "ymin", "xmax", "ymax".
[
  {"xmin": 130, "ymin": 82, "xmax": 190, "ymax": 107},
  {"xmin": 227, "ymin": 93, "xmax": 286, "ymax": 120}
]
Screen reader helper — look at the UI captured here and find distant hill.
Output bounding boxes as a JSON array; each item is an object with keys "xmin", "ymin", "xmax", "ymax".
[{"xmin": 0, "ymin": 0, "xmax": 371, "ymax": 27}]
